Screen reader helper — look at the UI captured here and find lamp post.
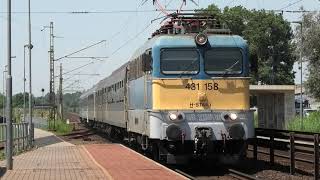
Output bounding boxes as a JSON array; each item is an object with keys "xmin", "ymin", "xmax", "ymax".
[
  {"xmin": 6, "ymin": 0, "xmax": 13, "ymax": 170},
  {"xmin": 28, "ymin": 0, "xmax": 34, "ymax": 146},
  {"xmin": 291, "ymin": 21, "xmax": 303, "ymax": 127}
]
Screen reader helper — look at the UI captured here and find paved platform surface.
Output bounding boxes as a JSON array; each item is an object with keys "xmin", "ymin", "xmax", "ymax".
[
  {"xmin": 86, "ymin": 144, "xmax": 187, "ymax": 180},
  {"xmin": 0, "ymin": 146, "xmax": 110, "ymax": 180},
  {"xmin": 0, "ymin": 129, "xmax": 186, "ymax": 180},
  {"xmin": 34, "ymin": 128, "xmax": 74, "ymax": 148}
]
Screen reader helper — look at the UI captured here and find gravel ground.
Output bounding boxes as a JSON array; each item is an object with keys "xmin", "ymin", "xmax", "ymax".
[
  {"xmin": 59, "ymin": 123, "xmax": 315, "ymax": 180},
  {"xmin": 57, "ymin": 124, "xmax": 112, "ymax": 145}
]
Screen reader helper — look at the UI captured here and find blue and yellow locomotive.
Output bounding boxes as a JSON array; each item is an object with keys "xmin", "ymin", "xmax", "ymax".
[{"xmin": 79, "ymin": 14, "xmax": 254, "ymax": 164}]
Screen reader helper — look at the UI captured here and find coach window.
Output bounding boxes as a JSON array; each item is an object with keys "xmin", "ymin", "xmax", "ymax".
[
  {"xmin": 143, "ymin": 49, "xmax": 152, "ymax": 73},
  {"xmin": 160, "ymin": 49, "xmax": 199, "ymax": 74},
  {"xmin": 204, "ymin": 48, "xmax": 243, "ymax": 75}
]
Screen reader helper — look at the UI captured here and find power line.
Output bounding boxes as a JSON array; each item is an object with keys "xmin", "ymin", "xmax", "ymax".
[
  {"xmin": 0, "ymin": 8, "xmax": 316, "ymax": 15},
  {"xmin": 0, "ymin": 9, "xmax": 183, "ymax": 14},
  {"xmin": 62, "ymin": 62, "xmax": 94, "ymax": 76},
  {"xmin": 279, "ymin": 0, "xmax": 303, "ymax": 10},
  {"xmin": 55, "ymin": 40, "xmax": 106, "ymax": 61},
  {"xmin": 226, "ymin": 0, "xmax": 236, "ymax": 7},
  {"xmin": 109, "ymin": 22, "xmax": 152, "ymax": 56}
]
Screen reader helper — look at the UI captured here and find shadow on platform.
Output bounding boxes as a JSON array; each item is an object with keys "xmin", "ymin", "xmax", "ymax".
[
  {"xmin": 0, "ymin": 166, "xmax": 6, "ymax": 177},
  {"xmin": 35, "ymin": 135, "xmax": 64, "ymax": 148}
]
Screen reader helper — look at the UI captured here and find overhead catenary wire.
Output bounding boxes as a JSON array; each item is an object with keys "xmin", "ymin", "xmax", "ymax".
[
  {"xmin": 63, "ymin": 80, "xmax": 80, "ymax": 91},
  {"xmin": 0, "ymin": 8, "xmax": 316, "ymax": 15},
  {"xmin": 0, "ymin": 9, "xmax": 187, "ymax": 14},
  {"xmin": 62, "ymin": 62, "xmax": 94, "ymax": 76},
  {"xmin": 109, "ymin": 22, "xmax": 152, "ymax": 57},
  {"xmin": 109, "ymin": 0, "xmax": 180, "ymax": 58},
  {"xmin": 279, "ymin": 0, "xmax": 303, "ymax": 10},
  {"xmin": 55, "ymin": 40, "xmax": 106, "ymax": 61}
]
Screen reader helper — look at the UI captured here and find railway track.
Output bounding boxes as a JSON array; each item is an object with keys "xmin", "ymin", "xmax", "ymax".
[
  {"xmin": 174, "ymin": 169, "xmax": 197, "ymax": 180},
  {"xmin": 65, "ymin": 114, "xmax": 316, "ymax": 179},
  {"xmin": 228, "ymin": 169, "xmax": 259, "ymax": 180},
  {"xmin": 174, "ymin": 168, "xmax": 259, "ymax": 180}
]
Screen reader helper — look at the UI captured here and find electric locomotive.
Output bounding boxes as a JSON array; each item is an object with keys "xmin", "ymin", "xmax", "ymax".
[{"xmin": 79, "ymin": 14, "xmax": 254, "ymax": 164}]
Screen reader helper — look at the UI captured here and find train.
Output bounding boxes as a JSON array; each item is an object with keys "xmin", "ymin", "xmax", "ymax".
[{"xmin": 79, "ymin": 14, "xmax": 255, "ymax": 164}]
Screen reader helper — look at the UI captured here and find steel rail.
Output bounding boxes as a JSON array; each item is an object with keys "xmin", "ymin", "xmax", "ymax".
[
  {"xmin": 228, "ymin": 169, "xmax": 259, "ymax": 180},
  {"xmin": 174, "ymin": 169, "xmax": 196, "ymax": 180}
]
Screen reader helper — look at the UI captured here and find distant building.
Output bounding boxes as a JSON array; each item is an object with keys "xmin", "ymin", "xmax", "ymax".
[{"xmin": 295, "ymin": 84, "xmax": 320, "ymax": 111}]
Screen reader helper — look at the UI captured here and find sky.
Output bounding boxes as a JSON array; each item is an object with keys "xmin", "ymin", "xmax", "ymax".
[{"xmin": 1, "ymin": 0, "xmax": 320, "ymax": 96}]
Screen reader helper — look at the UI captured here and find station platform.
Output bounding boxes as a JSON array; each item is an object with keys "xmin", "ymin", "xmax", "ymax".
[{"xmin": 0, "ymin": 129, "xmax": 186, "ymax": 180}]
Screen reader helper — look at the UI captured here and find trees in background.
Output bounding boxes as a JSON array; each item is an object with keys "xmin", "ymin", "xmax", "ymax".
[
  {"xmin": 200, "ymin": 4, "xmax": 295, "ymax": 85},
  {"xmin": 0, "ymin": 91, "xmax": 82, "ymax": 114},
  {"xmin": 295, "ymin": 12, "xmax": 320, "ymax": 101},
  {"xmin": 63, "ymin": 92, "xmax": 82, "ymax": 113}
]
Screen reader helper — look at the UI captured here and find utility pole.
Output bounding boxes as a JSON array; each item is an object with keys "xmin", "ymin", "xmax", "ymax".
[
  {"xmin": 28, "ymin": 0, "xmax": 34, "ymax": 146},
  {"xmin": 299, "ymin": 23, "xmax": 303, "ymax": 126},
  {"xmin": 23, "ymin": 45, "xmax": 28, "ymax": 123},
  {"xmin": 2, "ymin": 66, "xmax": 7, "ymax": 119},
  {"xmin": 6, "ymin": 0, "xmax": 13, "ymax": 170},
  {"xmin": 291, "ymin": 21, "xmax": 304, "ymax": 126},
  {"xmin": 48, "ymin": 22, "xmax": 56, "ymax": 130},
  {"xmin": 59, "ymin": 64, "xmax": 63, "ymax": 121}
]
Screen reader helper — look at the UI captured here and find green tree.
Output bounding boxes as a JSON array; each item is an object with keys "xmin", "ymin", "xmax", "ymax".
[
  {"xmin": 296, "ymin": 12, "xmax": 320, "ymax": 101},
  {"xmin": 12, "ymin": 93, "xmax": 26, "ymax": 108},
  {"xmin": 63, "ymin": 91, "xmax": 82, "ymax": 113},
  {"xmin": 200, "ymin": 5, "xmax": 295, "ymax": 85}
]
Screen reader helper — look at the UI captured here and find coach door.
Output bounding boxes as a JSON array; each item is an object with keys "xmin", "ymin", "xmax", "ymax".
[
  {"xmin": 124, "ymin": 67, "xmax": 129, "ymax": 130},
  {"xmin": 143, "ymin": 50, "xmax": 152, "ymax": 135}
]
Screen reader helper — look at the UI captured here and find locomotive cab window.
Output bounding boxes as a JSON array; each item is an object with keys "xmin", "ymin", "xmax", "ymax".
[
  {"xmin": 160, "ymin": 49, "xmax": 199, "ymax": 74},
  {"xmin": 204, "ymin": 48, "xmax": 243, "ymax": 75}
]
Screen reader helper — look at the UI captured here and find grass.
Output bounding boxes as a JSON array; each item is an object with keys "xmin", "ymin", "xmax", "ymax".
[
  {"xmin": 48, "ymin": 119, "xmax": 73, "ymax": 135},
  {"xmin": 254, "ymin": 113, "xmax": 258, "ymax": 128},
  {"xmin": 287, "ymin": 112, "xmax": 320, "ymax": 133}
]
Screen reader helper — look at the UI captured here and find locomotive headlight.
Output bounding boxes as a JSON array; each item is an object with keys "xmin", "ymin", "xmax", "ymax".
[
  {"xmin": 229, "ymin": 113, "xmax": 238, "ymax": 121},
  {"xmin": 222, "ymin": 112, "xmax": 238, "ymax": 121},
  {"xmin": 169, "ymin": 113, "xmax": 178, "ymax": 121},
  {"xmin": 195, "ymin": 33, "xmax": 208, "ymax": 46},
  {"xmin": 168, "ymin": 112, "xmax": 184, "ymax": 122}
]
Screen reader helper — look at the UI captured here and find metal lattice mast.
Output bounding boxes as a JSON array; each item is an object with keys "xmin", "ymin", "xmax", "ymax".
[
  {"xmin": 49, "ymin": 22, "xmax": 56, "ymax": 128},
  {"xmin": 59, "ymin": 63, "xmax": 63, "ymax": 120}
]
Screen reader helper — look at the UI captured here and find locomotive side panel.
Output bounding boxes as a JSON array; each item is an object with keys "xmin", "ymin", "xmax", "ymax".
[{"xmin": 127, "ymin": 74, "xmax": 152, "ymax": 135}]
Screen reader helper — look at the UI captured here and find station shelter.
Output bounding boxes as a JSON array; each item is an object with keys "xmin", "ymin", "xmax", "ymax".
[{"xmin": 250, "ymin": 85, "xmax": 295, "ymax": 130}]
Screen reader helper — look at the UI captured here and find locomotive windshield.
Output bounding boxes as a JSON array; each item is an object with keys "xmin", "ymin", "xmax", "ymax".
[
  {"xmin": 204, "ymin": 48, "xmax": 243, "ymax": 75},
  {"xmin": 160, "ymin": 49, "xmax": 199, "ymax": 74}
]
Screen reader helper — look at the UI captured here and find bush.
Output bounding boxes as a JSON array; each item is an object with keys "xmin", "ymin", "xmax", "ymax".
[{"xmin": 287, "ymin": 112, "xmax": 320, "ymax": 133}]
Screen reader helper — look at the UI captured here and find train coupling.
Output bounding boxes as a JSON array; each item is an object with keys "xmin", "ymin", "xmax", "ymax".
[{"xmin": 194, "ymin": 127, "xmax": 213, "ymax": 155}]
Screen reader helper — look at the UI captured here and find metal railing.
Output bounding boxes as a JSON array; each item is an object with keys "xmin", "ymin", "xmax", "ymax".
[
  {"xmin": 252, "ymin": 128, "xmax": 319, "ymax": 180},
  {"xmin": 0, "ymin": 122, "xmax": 30, "ymax": 154}
]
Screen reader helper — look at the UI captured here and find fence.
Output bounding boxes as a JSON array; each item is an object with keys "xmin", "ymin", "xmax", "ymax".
[
  {"xmin": 252, "ymin": 128, "xmax": 319, "ymax": 180},
  {"xmin": 0, "ymin": 122, "xmax": 30, "ymax": 154}
]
